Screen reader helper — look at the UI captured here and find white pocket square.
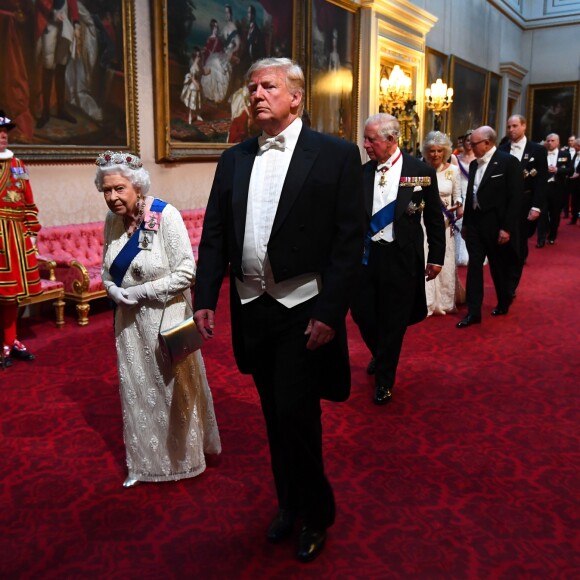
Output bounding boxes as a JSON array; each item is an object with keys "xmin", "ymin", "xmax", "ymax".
[
  {"xmin": 413, "ymin": 186, "xmax": 423, "ymax": 192},
  {"xmin": 491, "ymin": 173, "xmax": 504, "ymax": 178}
]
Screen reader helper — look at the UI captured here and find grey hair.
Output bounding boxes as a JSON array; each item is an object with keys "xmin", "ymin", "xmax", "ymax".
[
  {"xmin": 94, "ymin": 164, "xmax": 151, "ymax": 194},
  {"xmin": 246, "ymin": 58, "xmax": 305, "ymax": 116},
  {"xmin": 365, "ymin": 113, "xmax": 400, "ymax": 140},
  {"xmin": 546, "ymin": 133, "xmax": 560, "ymax": 142},
  {"xmin": 422, "ymin": 131, "xmax": 452, "ymax": 159}
]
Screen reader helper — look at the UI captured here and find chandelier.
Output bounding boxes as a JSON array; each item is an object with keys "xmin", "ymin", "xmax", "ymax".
[
  {"xmin": 425, "ymin": 78, "xmax": 454, "ymax": 112},
  {"xmin": 425, "ymin": 78, "xmax": 453, "ymax": 130},
  {"xmin": 379, "ymin": 65, "xmax": 413, "ymax": 114}
]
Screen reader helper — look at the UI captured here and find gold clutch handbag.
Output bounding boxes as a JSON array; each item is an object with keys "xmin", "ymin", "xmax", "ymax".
[{"xmin": 158, "ymin": 285, "xmax": 202, "ymax": 365}]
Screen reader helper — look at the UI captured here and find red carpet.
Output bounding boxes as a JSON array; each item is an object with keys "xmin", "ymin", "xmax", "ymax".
[{"xmin": 1, "ymin": 225, "xmax": 579, "ymax": 579}]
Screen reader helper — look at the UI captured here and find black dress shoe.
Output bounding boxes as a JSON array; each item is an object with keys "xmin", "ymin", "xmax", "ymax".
[
  {"xmin": 297, "ymin": 526, "xmax": 326, "ymax": 562},
  {"xmin": 1, "ymin": 356, "xmax": 13, "ymax": 368},
  {"xmin": 536, "ymin": 241, "xmax": 545, "ymax": 248},
  {"xmin": 548, "ymin": 239, "xmax": 555, "ymax": 245},
  {"xmin": 10, "ymin": 345, "xmax": 35, "ymax": 361},
  {"xmin": 266, "ymin": 509, "xmax": 295, "ymax": 543},
  {"xmin": 366, "ymin": 357, "xmax": 376, "ymax": 375},
  {"xmin": 491, "ymin": 307, "xmax": 509, "ymax": 316},
  {"xmin": 373, "ymin": 384, "xmax": 392, "ymax": 405},
  {"xmin": 456, "ymin": 314, "xmax": 481, "ymax": 328}
]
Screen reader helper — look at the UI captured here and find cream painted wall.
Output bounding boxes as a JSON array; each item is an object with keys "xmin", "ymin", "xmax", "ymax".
[{"xmin": 28, "ymin": 3, "xmax": 218, "ymax": 228}]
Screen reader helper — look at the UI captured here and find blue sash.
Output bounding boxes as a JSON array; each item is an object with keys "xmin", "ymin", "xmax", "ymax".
[
  {"xmin": 109, "ymin": 198, "xmax": 167, "ymax": 286},
  {"xmin": 362, "ymin": 200, "xmax": 396, "ymax": 265}
]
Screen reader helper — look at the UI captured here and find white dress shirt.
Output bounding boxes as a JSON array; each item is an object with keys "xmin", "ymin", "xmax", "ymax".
[
  {"xmin": 510, "ymin": 137, "xmax": 526, "ymax": 161},
  {"xmin": 236, "ymin": 118, "xmax": 322, "ymax": 307},
  {"xmin": 371, "ymin": 148, "xmax": 403, "ymax": 243},
  {"xmin": 547, "ymin": 149, "xmax": 558, "ymax": 182},
  {"xmin": 473, "ymin": 146, "xmax": 497, "ymax": 209}
]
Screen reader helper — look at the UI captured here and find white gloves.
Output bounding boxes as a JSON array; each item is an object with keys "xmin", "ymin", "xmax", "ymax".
[
  {"xmin": 107, "ymin": 285, "xmax": 138, "ymax": 306},
  {"xmin": 124, "ymin": 284, "xmax": 150, "ymax": 303}
]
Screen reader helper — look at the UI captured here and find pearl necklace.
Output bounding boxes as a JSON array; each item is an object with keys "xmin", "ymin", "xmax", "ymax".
[{"xmin": 125, "ymin": 198, "xmax": 145, "ymax": 238}]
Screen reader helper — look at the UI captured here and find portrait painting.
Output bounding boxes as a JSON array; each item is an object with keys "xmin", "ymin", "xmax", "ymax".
[
  {"xmin": 307, "ymin": 0, "xmax": 359, "ymax": 142},
  {"xmin": 153, "ymin": 0, "xmax": 298, "ymax": 161},
  {"xmin": 486, "ymin": 72, "xmax": 501, "ymax": 132},
  {"xmin": 424, "ymin": 47, "xmax": 448, "ymax": 134},
  {"xmin": 448, "ymin": 56, "xmax": 487, "ymax": 141},
  {"xmin": 527, "ymin": 82, "xmax": 579, "ymax": 143},
  {"xmin": 0, "ymin": 0, "xmax": 138, "ymax": 162}
]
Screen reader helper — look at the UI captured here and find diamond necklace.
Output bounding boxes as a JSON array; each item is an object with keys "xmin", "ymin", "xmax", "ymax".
[{"xmin": 125, "ymin": 197, "xmax": 145, "ymax": 238}]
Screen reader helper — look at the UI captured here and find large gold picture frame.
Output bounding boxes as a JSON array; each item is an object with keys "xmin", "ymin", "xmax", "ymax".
[
  {"xmin": 153, "ymin": 0, "xmax": 300, "ymax": 162},
  {"xmin": 527, "ymin": 81, "xmax": 579, "ymax": 143},
  {"xmin": 2, "ymin": 0, "xmax": 139, "ymax": 163},
  {"xmin": 306, "ymin": 0, "xmax": 360, "ymax": 142},
  {"xmin": 448, "ymin": 56, "xmax": 487, "ymax": 140}
]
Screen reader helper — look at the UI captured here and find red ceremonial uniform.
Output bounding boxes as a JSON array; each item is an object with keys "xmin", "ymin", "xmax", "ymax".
[{"xmin": 0, "ymin": 154, "xmax": 42, "ymax": 302}]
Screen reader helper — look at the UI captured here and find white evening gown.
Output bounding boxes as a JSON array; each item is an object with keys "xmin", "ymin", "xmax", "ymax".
[
  {"xmin": 454, "ymin": 156, "xmax": 470, "ymax": 266},
  {"xmin": 425, "ymin": 165, "xmax": 462, "ymax": 315},
  {"xmin": 102, "ymin": 202, "xmax": 221, "ymax": 482}
]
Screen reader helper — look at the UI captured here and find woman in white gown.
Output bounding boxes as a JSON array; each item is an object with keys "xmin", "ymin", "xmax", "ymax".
[
  {"xmin": 451, "ymin": 130, "xmax": 475, "ymax": 266},
  {"xmin": 97, "ymin": 151, "xmax": 221, "ymax": 487},
  {"xmin": 422, "ymin": 132, "xmax": 463, "ymax": 315},
  {"xmin": 201, "ymin": 19, "xmax": 231, "ymax": 104}
]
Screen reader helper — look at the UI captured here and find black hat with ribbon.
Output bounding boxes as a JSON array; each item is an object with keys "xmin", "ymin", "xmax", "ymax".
[{"xmin": 0, "ymin": 111, "xmax": 16, "ymax": 131}]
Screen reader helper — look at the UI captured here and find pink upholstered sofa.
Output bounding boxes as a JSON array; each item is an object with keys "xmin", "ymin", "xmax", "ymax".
[{"xmin": 36, "ymin": 208, "xmax": 206, "ymax": 326}]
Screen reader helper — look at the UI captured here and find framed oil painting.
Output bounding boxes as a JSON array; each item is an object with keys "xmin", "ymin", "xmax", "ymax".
[
  {"xmin": 527, "ymin": 82, "xmax": 579, "ymax": 143},
  {"xmin": 424, "ymin": 47, "xmax": 448, "ymax": 134},
  {"xmin": 485, "ymin": 72, "xmax": 502, "ymax": 132},
  {"xmin": 307, "ymin": 0, "xmax": 360, "ymax": 142},
  {"xmin": 0, "ymin": 0, "xmax": 139, "ymax": 163},
  {"xmin": 448, "ymin": 56, "xmax": 487, "ymax": 141},
  {"xmin": 153, "ymin": 0, "xmax": 299, "ymax": 162}
]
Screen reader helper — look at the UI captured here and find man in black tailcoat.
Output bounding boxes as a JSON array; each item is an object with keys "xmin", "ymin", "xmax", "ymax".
[
  {"xmin": 498, "ymin": 114, "xmax": 547, "ymax": 297},
  {"xmin": 350, "ymin": 113, "xmax": 445, "ymax": 405},
  {"xmin": 457, "ymin": 126, "xmax": 523, "ymax": 328},
  {"xmin": 536, "ymin": 133, "xmax": 573, "ymax": 246},
  {"xmin": 193, "ymin": 58, "xmax": 364, "ymax": 563}
]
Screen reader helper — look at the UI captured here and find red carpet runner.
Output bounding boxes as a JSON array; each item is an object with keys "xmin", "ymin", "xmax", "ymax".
[{"xmin": 1, "ymin": 225, "xmax": 579, "ymax": 579}]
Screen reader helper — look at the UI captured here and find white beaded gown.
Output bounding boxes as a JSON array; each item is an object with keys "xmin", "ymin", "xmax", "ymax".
[
  {"xmin": 425, "ymin": 164, "xmax": 462, "ymax": 316},
  {"xmin": 454, "ymin": 155, "xmax": 471, "ymax": 266},
  {"xmin": 102, "ymin": 201, "xmax": 221, "ymax": 483}
]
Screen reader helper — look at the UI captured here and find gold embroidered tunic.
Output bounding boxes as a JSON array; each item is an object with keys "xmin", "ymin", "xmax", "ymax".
[{"xmin": 0, "ymin": 152, "xmax": 42, "ymax": 302}]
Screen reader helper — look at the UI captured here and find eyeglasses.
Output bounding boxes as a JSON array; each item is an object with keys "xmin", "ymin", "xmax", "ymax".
[{"xmin": 470, "ymin": 139, "xmax": 487, "ymax": 147}]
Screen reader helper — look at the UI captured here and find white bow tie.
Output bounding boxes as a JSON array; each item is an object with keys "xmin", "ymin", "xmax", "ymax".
[
  {"xmin": 259, "ymin": 134, "xmax": 286, "ymax": 152},
  {"xmin": 511, "ymin": 143, "xmax": 522, "ymax": 150}
]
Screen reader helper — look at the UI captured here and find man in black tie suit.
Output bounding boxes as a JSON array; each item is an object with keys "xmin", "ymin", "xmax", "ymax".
[
  {"xmin": 350, "ymin": 113, "xmax": 445, "ymax": 404},
  {"xmin": 193, "ymin": 58, "xmax": 364, "ymax": 562},
  {"xmin": 498, "ymin": 115, "xmax": 547, "ymax": 297},
  {"xmin": 536, "ymin": 134, "xmax": 573, "ymax": 246},
  {"xmin": 457, "ymin": 126, "xmax": 523, "ymax": 328},
  {"xmin": 568, "ymin": 138, "xmax": 580, "ymax": 225}
]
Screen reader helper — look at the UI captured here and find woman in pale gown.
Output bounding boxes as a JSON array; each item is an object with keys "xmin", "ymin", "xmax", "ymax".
[
  {"xmin": 96, "ymin": 151, "xmax": 221, "ymax": 487},
  {"xmin": 422, "ymin": 132, "xmax": 463, "ymax": 315},
  {"xmin": 451, "ymin": 130, "xmax": 475, "ymax": 266},
  {"xmin": 201, "ymin": 19, "xmax": 231, "ymax": 104}
]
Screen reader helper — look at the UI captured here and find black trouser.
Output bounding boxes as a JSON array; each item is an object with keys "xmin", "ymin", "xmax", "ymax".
[
  {"xmin": 537, "ymin": 181, "xmax": 565, "ymax": 242},
  {"xmin": 241, "ymin": 293, "xmax": 335, "ymax": 530},
  {"xmin": 570, "ymin": 179, "xmax": 580, "ymax": 224},
  {"xmin": 351, "ymin": 241, "xmax": 417, "ymax": 390},
  {"xmin": 509, "ymin": 191, "xmax": 536, "ymax": 295},
  {"xmin": 465, "ymin": 210, "xmax": 519, "ymax": 315}
]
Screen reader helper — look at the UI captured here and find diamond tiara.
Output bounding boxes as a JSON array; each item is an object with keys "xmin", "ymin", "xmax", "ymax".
[{"xmin": 95, "ymin": 150, "xmax": 143, "ymax": 170}]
